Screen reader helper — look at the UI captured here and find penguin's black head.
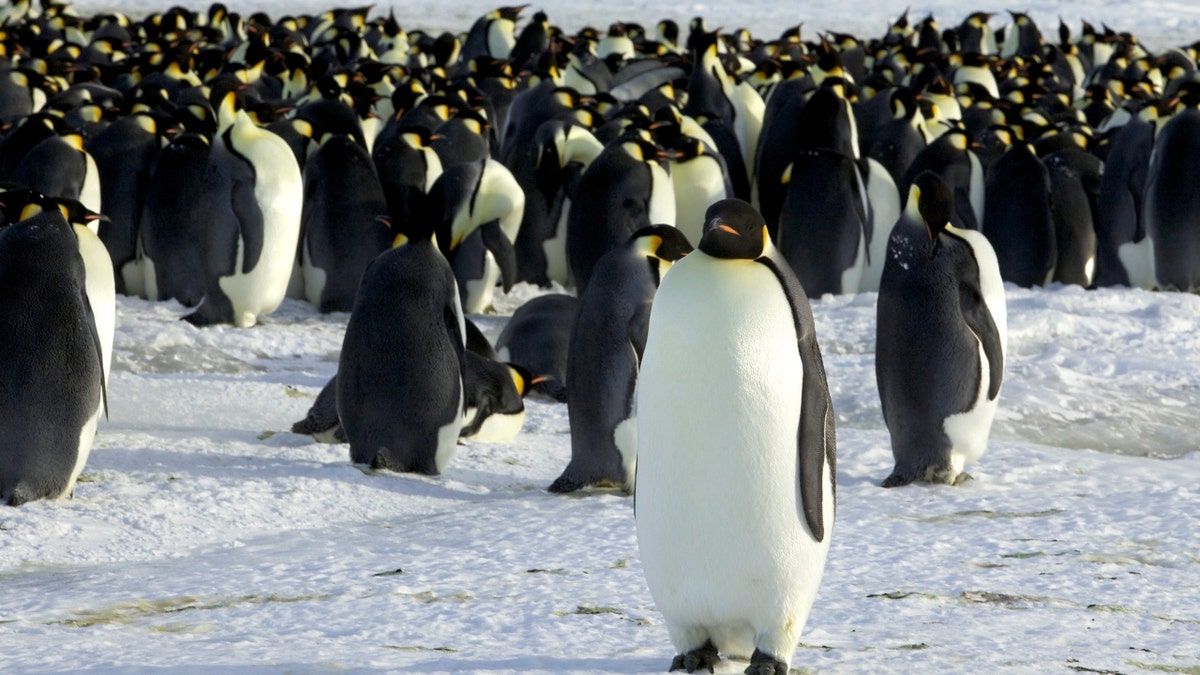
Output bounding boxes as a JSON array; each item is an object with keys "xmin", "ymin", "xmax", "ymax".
[
  {"xmin": 910, "ymin": 170, "xmax": 953, "ymax": 242},
  {"xmin": 698, "ymin": 198, "xmax": 768, "ymax": 260},
  {"xmin": 631, "ymin": 224, "xmax": 693, "ymax": 262}
]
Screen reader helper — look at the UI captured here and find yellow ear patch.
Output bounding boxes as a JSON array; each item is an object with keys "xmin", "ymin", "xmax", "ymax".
[
  {"xmin": 392, "ymin": 232, "xmax": 409, "ymax": 248},
  {"xmin": 20, "ymin": 203, "xmax": 44, "ymax": 221},
  {"xmin": 508, "ymin": 367, "xmax": 527, "ymax": 396}
]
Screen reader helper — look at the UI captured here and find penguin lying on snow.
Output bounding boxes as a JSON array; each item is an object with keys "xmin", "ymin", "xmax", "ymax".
[
  {"xmin": 876, "ymin": 171, "xmax": 1006, "ymax": 486},
  {"xmin": 635, "ymin": 198, "xmax": 835, "ymax": 674}
]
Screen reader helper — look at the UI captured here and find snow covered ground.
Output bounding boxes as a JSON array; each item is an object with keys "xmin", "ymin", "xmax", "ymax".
[
  {"xmin": 4, "ymin": 1, "xmax": 1200, "ymax": 673},
  {"xmin": 3, "ymin": 283, "xmax": 1199, "ymax": 674}
]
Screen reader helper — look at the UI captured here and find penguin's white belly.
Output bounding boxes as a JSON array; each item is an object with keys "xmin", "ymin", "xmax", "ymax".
[
  {"xmin": 646, "ymin": 162, "xmax": 676, "ymax": 227},
  {"xmin": 463, "ymin": 407, "xmax": 525, "ymax": 442},
  {"xmin": 301, "ymin": 238, "xmax": 328, "ymax": 308},
  {"xmin": 671, "ymin": 158, "xmax": 727, "ymax": 245},
  {"xmin": 62, "ymin": 405, "xmax": 102, "ymax": 499},
  {"xmin": 941, "ymin": 340, "xmax": 998, "ymax": 474},
  {"xmin": 1119, "ymin": 236, "xmax": 1157, "ymax": 290},
  {"xmin": 859, "ymin": 158, "xmax": 900, "ymax": 293},
  {"xmin": 219, "ymin": 177, "xmax": 303, "ymax": 327},
  {"xmin": 543, "ymin": 198, "xmax": 571, "ymax": 285},
  {"xmin": 434, "ymin": 385, "xmax": 464, "ymax": 473},
  {"xmin": 462, "ymin": 251, "xmax": 501, "ymax": 315},
  {"xmin": 74, "ymin": 225, "xmax": 115, "ymax": 381},
  {"xmin": 636, "ymin": 253, "xmax": 830, "ymax": 656}
]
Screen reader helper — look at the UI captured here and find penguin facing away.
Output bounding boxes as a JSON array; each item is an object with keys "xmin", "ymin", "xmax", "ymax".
[
  {"xmin": 0, "ymin": 200, "xmax": 107, "ymax": 506},
  {"xmin": 876, "ymin": 171, "xmax": 1007, "ymax": 487},
  {"xmin": 336, "ymin": 214, "xmax": 466, "ymax": 475},
  {"xmin": 635, "ymin": 198, "xmax": 835, "ymax": 675},
  {"xmin": 550, "ymin": 225, "xmax": 693, "ymax": 495}
]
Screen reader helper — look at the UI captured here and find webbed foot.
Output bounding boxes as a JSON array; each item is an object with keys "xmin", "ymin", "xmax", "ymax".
[
  {"xmin": 745, "ymin": 648, "xmax": 788, "ymax": 675},
  {"xmin": 669, "ymin": 639, "xmax": 719, "ymax": 673}
]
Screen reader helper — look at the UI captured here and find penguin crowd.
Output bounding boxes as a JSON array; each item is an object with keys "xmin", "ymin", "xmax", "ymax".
[{"xmin": 2, "ymin": 0, "xmax": 1199, "ymax": 670}]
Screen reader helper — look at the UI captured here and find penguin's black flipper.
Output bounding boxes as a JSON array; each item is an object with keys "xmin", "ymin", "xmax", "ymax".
[
  {"xmin": 464, "ymin": 317, "xmax": 499, "ymax": 360},
  {"xmin": 479, "ymin": 218, "xmax": 517, "ymax": 293},
  {"xmin": 182, "ymin": 288, "xmax": 234, "ymax": 327},
  {"xmin": 758, "ymin": 250, "xmax": 835, "ymax": 543},
  {"xmin": 229, "ymin": 169, "xmax": 265, "ymax": 275},
  {"xmin": 950, "ymin": 234, "xmax": 1004, "ymax": 400},
  {"xmin": 291, "ymin": 374, "xmax": 342, "ymax": 440},
  {"xmin": 82, "ymin": 291, "xmax": 108, "ymax": 420}
]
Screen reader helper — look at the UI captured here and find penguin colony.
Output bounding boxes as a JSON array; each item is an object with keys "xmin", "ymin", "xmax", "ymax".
[{"xmin": 1, "ymin": 0, "xmax": 1198, "ymax": 670}]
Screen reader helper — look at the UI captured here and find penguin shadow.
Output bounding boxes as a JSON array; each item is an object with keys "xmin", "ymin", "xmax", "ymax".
[{"xmin": 404, "ymin": 654, "xmax": 663, "ymax": 674}]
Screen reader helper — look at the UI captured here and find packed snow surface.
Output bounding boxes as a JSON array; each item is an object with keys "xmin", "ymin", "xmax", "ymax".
[
  {"xmin": 3, "ymin": 284, "xmax": 1199, "ymax": 673},
  {"xmin": 4, "ymin": 0, "xmax": 1200, "ymax": 672}
]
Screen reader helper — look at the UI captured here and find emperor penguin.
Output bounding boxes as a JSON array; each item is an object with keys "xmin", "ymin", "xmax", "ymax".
[
  {"xmin": 10, "ymin": 132, "xmax": 102, "ymax": 214},
  {"xmin": 1142, "ymin": 104, "xmax": 1200, "ymax": 292},
  {"xmin": 666, "ymin": 135, "xmax": 733, "ymax": 247},
  {"xmin": 301, "ymin": 130, "xmax": 390, "ymax": 313},
  {"xmin": 0, "ymin": 200, "xmax": 107, "ymax": 506},
  {"xmin": 460, "ymin": 353, "xmax": 532, "ymax": 442},
  {"xmin": 459, "ymin": 5, "xmax": 523, "ymax": 64},
  {"xmin": 184, "ymin": 109, "xmax": 304, "ymax": 327},
  {"xmin": 85, "ymin": 111, "xmax": 168, "ymax": 297},
  {"xmin": 514, "ymin": 120, "xmax": 604, "ymax": 287},
  {"xmin": 1092, "ymin": 103, "xmax": 1158, "ymax": 289},
  {"xmin": 635, "ymin": 198, "xmax": 835, "ymax": 675},
  {"xmin": 899, "ymin": 128, "xmax": 986, "ymax": 232},
  {"xmin": 876, "ymin": 172, "xmax": 1006, "ymax": 487},
  {"xmin": 139, "ymin": 130, "xmax": 216, "ymax": 309},
  {"xmin": 336, "ymin": 213, "xmax": 466, "ymax": 475},
  {"xmin": 440, "ymin": 158, "xmax": 525, "ymax": 314},
  {"xmin": 775, "ymin": 85, "xmax": 871, "ymax": 297},
  {"xmin": 549, "ymin": 225, "xmax": 692, "ymax": 495},
  {"xmin": 495, "ymin": 293, "xmax": 578, "ymax": 402},
  {"xmin": 566, "ymin": 132, "xmax": 675, "ymax": 294},
  {"xmin": 981, "ymin": 141, "xmax": 1057, "ymax": 287}
]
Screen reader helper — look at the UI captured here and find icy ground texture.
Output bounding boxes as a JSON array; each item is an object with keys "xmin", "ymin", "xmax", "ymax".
[{"xmin": 2, "ymin": 285, "xmax": 1198, "ymax": 673}]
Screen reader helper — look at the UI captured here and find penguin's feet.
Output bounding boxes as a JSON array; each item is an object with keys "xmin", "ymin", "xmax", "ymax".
[
  {"xmin": 952, "ymin": 471, "xmax": 974, "ymax": 486},
  {"xmin": 669, "ymin": 639, "xmax": 719, "ymax": 673},
  {"xmin": 744, "ymin": 648, "xmax": 788, "ymax": 675}
]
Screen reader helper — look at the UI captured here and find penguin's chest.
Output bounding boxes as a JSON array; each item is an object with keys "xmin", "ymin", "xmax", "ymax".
[{"xmin": 637, "ymin": 254, "xmax": 810, "ymax": 611}]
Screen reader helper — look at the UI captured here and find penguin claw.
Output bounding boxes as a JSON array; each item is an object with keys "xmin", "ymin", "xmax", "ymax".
[
  {"xmin": 669, "ymin": 640, "xmax": 719, "ymax": 673},
  {"xmin": 745, "ymin": 649, "xmax": 787, "ymax": 675}
]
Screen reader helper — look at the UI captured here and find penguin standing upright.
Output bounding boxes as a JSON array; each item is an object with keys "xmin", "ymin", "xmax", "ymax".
[
  {"xmin": 636, "ymin": 198, "xmax": 835, "ymax": 675},
  {"xmin": 86, "ymin": 111, "xmax": 167, "ymax": 297},
  {"xmin": 440, "ymin": 158, "xmax": 524, "ymax": 314},
  {"xmin": 981, "ymin": 141, "xmax": 1057, "ymax": 287},
  {"xmin": 139, "ymin": 130, "xmax": 216, "ymax": 308},
  {"xmin": 566, "ymin": 132, "xmax": 675, "ymax": 294},
  {"xmin": 665, "ymin": 135, "xmax": 732, "ymax": 246},
  {"xmin": 300, "ymin": 130, "xmax": 390, "ymax": 313},
  {"xmin": 775, "ymin": 84, "xmax": 871, "ymax": 297},
  {"xmin": 514, "ymin": 119, "xmax": 604, "ymax": 287},
  {"xmin": 185, "ymin": 108, "xmax": 304, "ymax": 327},
  {"xmin": 10, "ymin": 132, "xmax": 102, "ymax": 214},
  {"xmin": 336, "ymin": 215, "xmax": 466, "ymax": 475},
  {"xmin": 0, "ymin": 200, "xmax": 107, "ymax": 506},
  {"xmin": 876, "ymin": 172, "xmax": 1006, "ymax": 487},
  {"xmin": 1142, "ymin": 104, "xmax": 1200, "ymax": 292},
  {"xmin": 1092, "ymin": 103, "xmax": 1158, "ymax": 289},
  {"xmin": 549, "ymin": 225, "xmax": 692, "ymax": 494},
  {"xmin": 899, "ymin": 128, "xmax": 985, "ymax": 232}
]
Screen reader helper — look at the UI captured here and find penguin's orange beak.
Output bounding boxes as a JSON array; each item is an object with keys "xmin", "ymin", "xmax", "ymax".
[{"xmin": 717, "ymin": 224, "xmax": 739, "ymax": 236}]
